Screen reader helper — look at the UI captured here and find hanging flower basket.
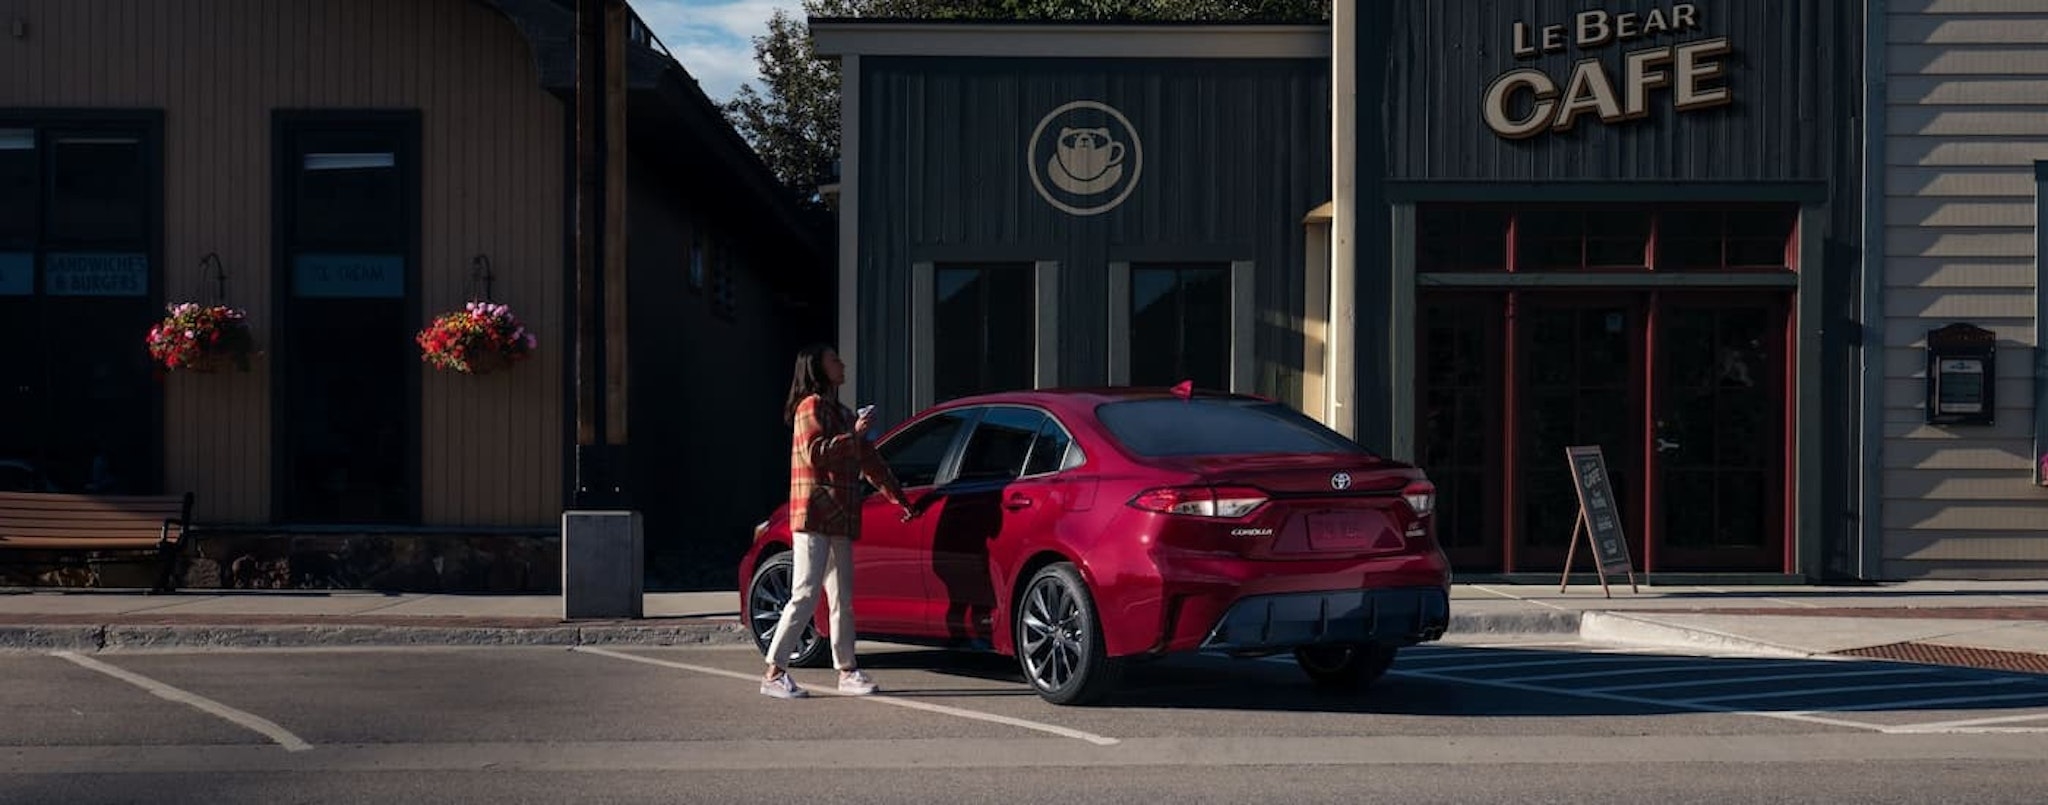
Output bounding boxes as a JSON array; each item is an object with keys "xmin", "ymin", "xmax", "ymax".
[
  {"xmin": 146, "ymin": 303, "xmax": 258, "ymax": 373},
  {"xmin": 417, "ymin": 300, "xmax": 537, "ymax": 375}
]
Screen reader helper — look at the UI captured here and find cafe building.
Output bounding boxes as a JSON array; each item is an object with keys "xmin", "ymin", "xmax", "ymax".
[
  {"xmin": 814, "ymin": 0, "xmax": 2045, "ymax": 582},
  {"xmin": 2, "ymin": 0, "xmax": 830, "ymax": 590}
]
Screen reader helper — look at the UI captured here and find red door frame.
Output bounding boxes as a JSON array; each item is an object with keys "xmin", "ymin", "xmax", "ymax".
[
  {"xmin": 1646, "ymin": 290, "xmax": 1794, "ymax": 571},
  {"xmin": 1412, "ymin": 289, "xmax": 1794, "ymax": 576}
]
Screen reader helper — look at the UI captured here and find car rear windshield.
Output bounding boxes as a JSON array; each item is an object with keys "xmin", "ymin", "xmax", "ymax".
[{"xmin": 1095, "ymin": 398, "xmax": 1373, "ymax": 458}]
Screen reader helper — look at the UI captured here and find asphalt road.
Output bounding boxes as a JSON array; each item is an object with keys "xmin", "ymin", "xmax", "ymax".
[{"xmin": 5, "ymin": 636, "xmax": 2048, "ymax": 804}]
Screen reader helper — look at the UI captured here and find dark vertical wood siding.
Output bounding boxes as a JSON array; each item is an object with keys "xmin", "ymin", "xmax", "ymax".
[
  {"xmin": 857, "ymin": 56, "xmax": 1330, "ymax": 421},
  {"xmin": 1380, "ymin": 0, "xmax": 1847, "ymax": 181},
  {"xmin": 1357, "ymin": 0, "xmax": 1868, "ymax": 575},
  {"xmin": 0, "ymin": 0, "xmax": 566, "ymax": 526}
]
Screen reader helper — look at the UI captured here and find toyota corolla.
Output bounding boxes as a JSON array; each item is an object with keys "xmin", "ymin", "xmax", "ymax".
[{"xmin": 738, "ymin": 387, "xmax": 1452, "ymax": 705}]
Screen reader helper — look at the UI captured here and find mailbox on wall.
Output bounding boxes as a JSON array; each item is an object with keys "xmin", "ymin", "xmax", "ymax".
[{"xmin": 1925, "ymin": 323, "xmax": 1997, "ymax": 426}]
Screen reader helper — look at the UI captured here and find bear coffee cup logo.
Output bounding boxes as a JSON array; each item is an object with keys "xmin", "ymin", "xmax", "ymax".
[
  {"xmin": 1029, "ymin": 100, "xmax": 1142, "ymax": 217},
  {"xmin": 1481, "ymin": 2, "xmax": 1733, "ymax": 140}
]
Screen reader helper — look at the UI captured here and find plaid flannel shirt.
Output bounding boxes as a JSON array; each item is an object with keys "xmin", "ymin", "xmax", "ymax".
[{"xmin": 788, "ymin": 394, "xmax": 908, "ymax": 539}]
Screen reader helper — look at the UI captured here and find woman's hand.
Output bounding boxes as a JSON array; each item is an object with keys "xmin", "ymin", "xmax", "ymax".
[{"xmin": 853, "ymin": 407, "xmax": 875, "ymax": 437}]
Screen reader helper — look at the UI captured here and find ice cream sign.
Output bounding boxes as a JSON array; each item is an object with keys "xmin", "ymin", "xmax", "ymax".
[{"xmin": 1481, "ymin": 3, "xmax": 1733, "ymax": 140}]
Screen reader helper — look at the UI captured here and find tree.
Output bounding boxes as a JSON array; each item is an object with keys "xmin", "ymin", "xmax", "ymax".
[{"xmin": 721, "ymin": 0, "xmax": 1330, "ymax": 206}]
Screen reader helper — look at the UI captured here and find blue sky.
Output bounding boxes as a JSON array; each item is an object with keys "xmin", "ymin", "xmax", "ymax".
[{"xmin": 636, "ymin": 0, "xmax": 806, "ymax": 103}]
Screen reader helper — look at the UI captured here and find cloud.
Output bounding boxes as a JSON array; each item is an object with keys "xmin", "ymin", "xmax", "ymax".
[{"xmin": 635, "ymin": 0, "xmax": 805, "ymax": 102}]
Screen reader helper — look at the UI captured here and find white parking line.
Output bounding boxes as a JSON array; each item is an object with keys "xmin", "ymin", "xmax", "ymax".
[
  {"xmin": 1387, "ymin": 666, "xmax": 1887, "ymax": 731},
  {"xmin": 570, "ymin": 646, "xmax": 1120, "ymax": 747},
  {"xmin": 1883, "ymin": 711, "xmax": 2048, "ymax": 733},
  {"xmin": 1396, "ymin": 654, "xmax": 1662, "ymax": 673},
  {"xmin": 51, "ymin": 651, "xmax": 312, "ymax": 752},
  {"xmin": 1682, "ymin": 677, "xmax": 2022, "ymax": 705},
  {"xmin": 1521, "ymin": 659, "xmax": 1798, "ymax": 685},
  {"xmin": 1590, "ymin": 666, "xmax": 1944, "ymax": 693}
]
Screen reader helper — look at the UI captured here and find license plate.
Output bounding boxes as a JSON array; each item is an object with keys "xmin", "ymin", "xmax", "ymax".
[{"xmin": 1305, "ymin": 511, "xmax": 1394, "ymax": 551}]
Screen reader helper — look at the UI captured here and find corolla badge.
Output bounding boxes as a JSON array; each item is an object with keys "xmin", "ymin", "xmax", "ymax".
[
  {"xmin": 1330, "ymin": 472, "xmax": 1352, "ymax": 491},
  {"xmin": 1028, "ymin": 100, "xmax": 1143, "ymax": 217}
]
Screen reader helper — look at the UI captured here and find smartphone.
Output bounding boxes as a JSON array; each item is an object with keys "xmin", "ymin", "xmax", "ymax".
[{"xmin": 856, "ymin": 404, "xmax": 876, "ymax": 419}]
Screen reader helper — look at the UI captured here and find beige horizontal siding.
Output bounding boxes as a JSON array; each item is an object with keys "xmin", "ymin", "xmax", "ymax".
[
  {"xmin": 1883, "ymin": 560, "xmax": 2048, "ymax": 580},
  {"xmin": 1888, "ymin": 140, "xmax": 2048, "ymax": 168},
  {"xmin": 1888, "ymin": 534, "xmax": 2048, "ymax": 562},
  {"xmin": 1884, "ymin": 500, "xmax": 2048, "ymax": 531},
  {"xmin": 1883, "ymin": 1, "xmax": 2048, "ymax": 577},
  {"xmin": 1882, "ymin": 257, "xmax": 2038, "ymax": 288},
  {"xmin": 1884, "ymin": 162, "xmax": 2048, "ymax": 194},
  {"xmin": 1885, "ymin": 198, "xmax": 2037, "ymax": 227},
  {"xmin": 1881, "ymin": 439, "xmax": 2036, "ymax": 471},
  {"xmin": 1890, "ymin": 76, "xmax": 2048, "ymax": 105},
  {"xmin": 1883, "ymin": 227, "xmax": 2036, "ymax": 258},
  {"xmin": 1890, "ymin": 44, "xmax": 2048, "ymax": 75},
  {"xmin": 1881, "ymin": 288, "xmax": 2037, "ymax": 318},
  {"xmin": 1889, "ymin": 107, "xmax": 2048, "ymax": 136},
  {"xmin": 1895, "ymin": 0, "xmax": 2048, "ymax": 13},
  {"xmin": 1885, "ymin": 469, "xmax": 2047, "ymax": 500},
  {"xmin": 1888, "ymin": 15, "xmax": 2048, "ymax": 45}
]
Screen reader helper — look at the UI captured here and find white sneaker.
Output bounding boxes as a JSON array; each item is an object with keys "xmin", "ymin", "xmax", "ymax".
[
  {"xmin": 838, "ymin": 669, "xmax": 878, "ymax": 695},
  {"xmin": 760, "ymin": 673, "xmax": 808, "ymax": 699}
]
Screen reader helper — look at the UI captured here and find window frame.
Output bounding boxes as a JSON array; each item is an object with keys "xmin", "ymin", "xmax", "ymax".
[
  {"xmin": 269, "ymin": 110, "xmax": 423, "ymax": 524},
  {"xmin": 912, "ymin": 261, "xmax": 1059, "ymax": 410},
  {"xmin": 0, "ymin": 109, "xmax": 165, "ymax": 493},
  {"xmin": 1413, "ymin": 202, "xmax": 1802, "ymax": 275},
  {"xmin": 1107, "ymin": 260, "xmax": 1255, "ymax": 393}
]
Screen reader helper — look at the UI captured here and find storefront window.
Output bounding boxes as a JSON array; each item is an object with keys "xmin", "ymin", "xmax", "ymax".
[
  {"xmin": 1419, "ymin": 204, "xmax": 1798, "ymax": 274},
  {"xmin": 933, "ymin": 264, "xmax": 1034, "ymax": 402},
  {"xmin": 277, "ymin": 117, "xmax": 417, "ymax": 523},
  {"xmin": 1129, "ymin": 264, "xmax": 1229, "ymax": 391},
  {"xmin": 0, "ymin": 121, "xmax": 159, "ymax": 494}
]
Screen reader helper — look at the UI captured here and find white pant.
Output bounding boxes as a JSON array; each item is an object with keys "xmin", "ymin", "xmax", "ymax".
[{"xmin": 763, "ymin": 531, "xmax": 858, "ymax": 672}]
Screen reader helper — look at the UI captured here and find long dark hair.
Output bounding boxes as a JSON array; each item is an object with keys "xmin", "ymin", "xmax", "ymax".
[{"xmin": 784, "ymin": 343, "xmax": 836, "ymax": 426}]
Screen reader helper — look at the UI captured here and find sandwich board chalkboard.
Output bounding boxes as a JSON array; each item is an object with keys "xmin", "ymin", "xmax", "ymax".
[{"xmin": 1560, "ymin": 445, "xmax": 1638, "ymax": 598}]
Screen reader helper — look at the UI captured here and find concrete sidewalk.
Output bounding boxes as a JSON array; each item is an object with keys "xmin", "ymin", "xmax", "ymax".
[{"xmin": 3, "ymin": 581, "xmax": 2047, "ymax": 672}]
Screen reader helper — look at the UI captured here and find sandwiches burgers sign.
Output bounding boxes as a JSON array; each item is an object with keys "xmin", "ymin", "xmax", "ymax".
[{"xmin": 1481, "ymin": 2, "xmax": 1733, "ymax": 140}]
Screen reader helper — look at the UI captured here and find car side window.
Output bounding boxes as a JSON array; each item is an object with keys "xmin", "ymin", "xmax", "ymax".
[
  {"xmin": 953, "ymin": 407, "xmax": 1049, "ymax": 484},
  {"xmin": 877, "ymin": 409, "xmax": 974, "ymax": 488},
  {"xmin": 1022, "ymin": 416, "xmax": 1080, "ymax": 477}
]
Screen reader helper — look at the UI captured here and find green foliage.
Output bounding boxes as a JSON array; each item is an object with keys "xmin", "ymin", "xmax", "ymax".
[{"xmin": 720, "ymin": 0, "xmax": 1330, "ymax": 206}]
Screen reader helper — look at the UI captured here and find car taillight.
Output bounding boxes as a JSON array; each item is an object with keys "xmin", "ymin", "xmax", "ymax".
[
  {"xmin": 1402, "ymin": 480, "xmax": 1436, "ymax": 518},
  {"xmin": 1130, "ymin": 486, "xmax": 1269, "ymax": 519}
]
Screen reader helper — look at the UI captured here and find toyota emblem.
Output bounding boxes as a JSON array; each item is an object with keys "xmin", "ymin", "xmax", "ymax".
[{"xmin": 1331, "ymin": 472, "xmax": 1352, "ymax": 491}]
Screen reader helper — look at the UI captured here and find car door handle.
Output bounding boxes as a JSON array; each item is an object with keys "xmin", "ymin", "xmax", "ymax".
[{"xmin": 1003, "ymin": 493, "xmax": 1033, "ymax": 511}]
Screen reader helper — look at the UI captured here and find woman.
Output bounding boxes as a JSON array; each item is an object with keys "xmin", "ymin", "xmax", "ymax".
[{"xmin": 761, "ymin": 344, "xmax": 916, "ymax": 699}]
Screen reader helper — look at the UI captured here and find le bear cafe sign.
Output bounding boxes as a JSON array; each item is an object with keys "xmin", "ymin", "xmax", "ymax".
[{"xmin": 1481, "ymin": 3, "xmax": 1733, "ymax": 140}]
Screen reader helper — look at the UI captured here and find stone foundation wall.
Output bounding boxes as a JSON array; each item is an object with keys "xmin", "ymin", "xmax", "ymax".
[{"xmin": 0, "ymin": 532, "xmax": 561, "ymax": 593}]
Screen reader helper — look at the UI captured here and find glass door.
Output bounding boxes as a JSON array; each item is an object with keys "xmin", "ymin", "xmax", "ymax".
[
  {"xmin": 1651, "ymin": 294, "xmax": 1790, "ymax": 570},
  {"xmin": 1513, "ymin": 294, "xmax": 1645, "ymax": 571}
]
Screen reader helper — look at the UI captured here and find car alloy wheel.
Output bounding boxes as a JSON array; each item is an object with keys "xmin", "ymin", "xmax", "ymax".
[
  {"xmin": 746, "ymin": 551, "xmax": 828, "ymax": 668},
  {"xmin": 1016, "ymin": 562, "xmax": 1120, "ymax": 705}
]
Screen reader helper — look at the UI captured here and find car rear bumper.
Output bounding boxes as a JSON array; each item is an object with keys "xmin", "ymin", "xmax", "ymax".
[{"xmin": 1195, "ymin": 586, "xmax": 1449, "ymax": 653}]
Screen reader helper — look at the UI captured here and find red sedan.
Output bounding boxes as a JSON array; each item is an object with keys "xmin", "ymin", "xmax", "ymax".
[{"xmin": 738, "ymin": 387, "xmax": 1452, "ymax": 705}]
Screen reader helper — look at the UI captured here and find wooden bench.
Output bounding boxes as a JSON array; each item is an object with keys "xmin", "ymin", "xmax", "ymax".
[{"xmin": 0, "ymin": 491, "xmax": 196, "ymax": 593}]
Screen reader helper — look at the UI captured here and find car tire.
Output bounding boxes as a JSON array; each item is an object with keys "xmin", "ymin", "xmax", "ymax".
[
  {"xmin": 746, "ymin": 551, "xmax": 829, "ymax": 669},
  {"xmin": 1293, "ymin": 642, "xmax": 1398, "ymax": 689},
  {"xmin": 1015, "ymin": 563, "xmax": 1122, "ymax": 706}
]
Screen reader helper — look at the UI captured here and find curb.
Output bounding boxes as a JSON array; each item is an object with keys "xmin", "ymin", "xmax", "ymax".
[
  {"xmin": 1577, "ymin": 611, "xmax": 1817, "ymax": 658},
  {"xmin": 0, "ymin": 621, "xmax": 752, "ymax": 652},
  {"xmin": 1447, "ymin": 610, "xmax": 1582, "ymax": 635},
  {"xmin": 0, "ymin": 611, "xmax": 1589, "ymax": 651}
]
